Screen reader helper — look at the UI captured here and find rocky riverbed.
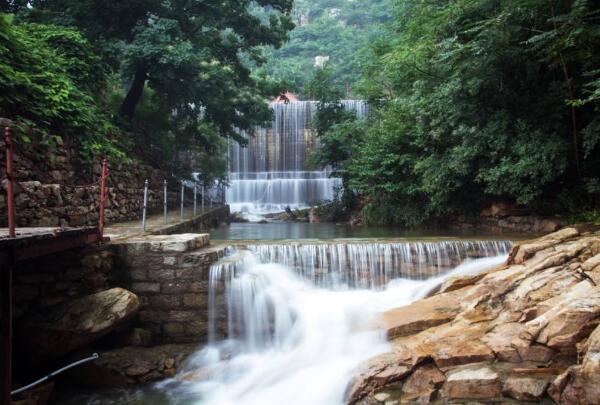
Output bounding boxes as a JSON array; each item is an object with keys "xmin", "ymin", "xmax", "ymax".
[{"xmin": 348, "ymin": 225, "xmax": 600, "ymax": 404}]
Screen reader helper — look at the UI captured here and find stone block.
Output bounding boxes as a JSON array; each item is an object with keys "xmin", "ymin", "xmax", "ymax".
[
  {"xmin": 162, "ymin": 281, "xmax": 189, "ymax": 294},
  {"xmin": 129, "ymin": 268, "xmax": 147, "ymax": 281},
  {"xmin": 185, "ymin": 321, "xmax": 207, "ymax": 335},
  {"xmin": 183, "ymin": 294, "xmax": 207, "ymax": 308},
  {"xmin": 163, "ymin": 256, "xmax": 178, "ymax": 266},
  {"xmin": 163, "ymin": 323, "xmax": 185, "ymax": 335},
  {"xmin": 147, "ymin": 269, "xmax": 175, "ymax": 281},
  {"xmin": 190, "ymin": 282, "xmax": 209, "ymax": 293},
  {"xmin": 150, "ymin": 295, "xmax": 182, "ymax": 309},
  {"xmin": 168, "ymin": 311, "xmax": 197, "ymax": 322},
  {"xmin": 131, "ymin": 282, "xmax": 160, "ymax": 293},
  {"xmin": 175, "ymin": 268, "xmax": 195, "ymax": 279}
]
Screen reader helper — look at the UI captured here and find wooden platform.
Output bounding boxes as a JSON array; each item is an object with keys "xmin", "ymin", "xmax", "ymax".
[{"xmin": 0, "ymin": 227, "xmax": 101, "ymax": 264}]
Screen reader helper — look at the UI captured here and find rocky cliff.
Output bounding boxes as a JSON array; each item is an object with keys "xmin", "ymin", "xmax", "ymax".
[{"xmin": 349, "ymin": 225, "xmax": 600, "ymax": 404}]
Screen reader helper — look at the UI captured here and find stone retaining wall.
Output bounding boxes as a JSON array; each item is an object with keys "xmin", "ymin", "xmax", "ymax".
[
  {"xmin": 112, "ymin": 234, "xmax": 226, "ymax": 344},
  {"xmin": 0, "ymin": 118, "xmax": 193, "ymax": 227},
  {"xmin": 150, "ymin": 205, "xmax": 231, "ymax": 235},
  {"xmin": 12, "ymin": 246, "xmax": 114, "ymax": 322}
]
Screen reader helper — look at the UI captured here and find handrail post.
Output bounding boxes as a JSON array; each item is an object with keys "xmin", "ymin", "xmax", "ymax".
[
  {"xmin": 4, "ymin": 127, "xmax": 15, "ymax": 237},
  {"xmin": 163, "ymin": 179, "xmax": 168, "ymax": 224},
  {"xmin": 98, "ymin": 158, "xmax": 108, "ymax": 238},
  {"xmin": 201, "ymin": 183, "xmax": 205, "ymax": 213},
  {"xmin": 209, "ymin": 182, "xmax": 213, "ymax": 208},
  {"xmin": 193, "ymin": 182, "xmax": 197, "ymax": 217},
  {"xmin": 142, "ymin": 179, "xmax": 149, "ymax": 231},
  {"xmin": 180, "ymin": 181, "xmax": 184, "ymax": 221}
]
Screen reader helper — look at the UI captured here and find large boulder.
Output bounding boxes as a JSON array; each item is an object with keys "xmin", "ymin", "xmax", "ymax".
[{"xmin": 19, "ymin": 288, "xmax": 140, "ymax": 364}]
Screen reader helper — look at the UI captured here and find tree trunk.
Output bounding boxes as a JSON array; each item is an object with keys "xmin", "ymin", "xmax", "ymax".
[{"xmin": 120, "ymin": 66, "xmax": 148, "ymax": 118}]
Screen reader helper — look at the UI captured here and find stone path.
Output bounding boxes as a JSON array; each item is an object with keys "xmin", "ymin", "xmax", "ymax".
[{"xmin": 105, "ymin": 205, "xmax": 223, "ymax": 241}]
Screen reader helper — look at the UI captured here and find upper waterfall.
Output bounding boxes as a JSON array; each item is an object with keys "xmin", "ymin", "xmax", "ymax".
[{"xmin": 227, "ymin": 100, "xmax": 368, "ymax": 214}]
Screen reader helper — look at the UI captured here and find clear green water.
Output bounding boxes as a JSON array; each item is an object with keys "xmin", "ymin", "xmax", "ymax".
[{"xmin": 211, "ymin": 222, "xmax": 531, "ymax": 242}]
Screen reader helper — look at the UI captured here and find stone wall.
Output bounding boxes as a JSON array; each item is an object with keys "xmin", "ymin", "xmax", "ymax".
[
  {"xmin": 0, "ymin": 118, "xmax": 190, "ymax": 227},
  {"xmin": 12, "ymin": 245, "xmax": 114, "ymax": 322},
  {"xmin": 112, "ymin": 234, "xmax": 226, "ymax": 344},
  {"xmin": 150, "ymin": 205, "xmax": 231, "ymax": 235}
]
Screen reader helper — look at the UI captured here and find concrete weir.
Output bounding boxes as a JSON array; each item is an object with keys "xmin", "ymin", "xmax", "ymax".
[{"xmin": 112, "ymin": 233, "xmax": 227, "ymax": 344}]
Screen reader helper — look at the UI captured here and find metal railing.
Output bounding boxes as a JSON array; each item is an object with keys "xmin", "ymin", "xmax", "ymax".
[{"xmin": 139, "ymin": 178, "xmax": 227, "ymax": 230}]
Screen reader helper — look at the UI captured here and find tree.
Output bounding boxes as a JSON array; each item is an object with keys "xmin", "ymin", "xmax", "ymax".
[
  {"xmin": 27, "ymin": 0, "xmax": 295, "ymax": 144},
  {"xmin": 350, "ymin": 0, "xmax": 600, "ymax": 225}
]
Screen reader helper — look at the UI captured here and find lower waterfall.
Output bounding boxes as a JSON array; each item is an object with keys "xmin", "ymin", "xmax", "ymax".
[{"xmin": 162, "ymin": 240, "xmax": 511, "ymax": 405}]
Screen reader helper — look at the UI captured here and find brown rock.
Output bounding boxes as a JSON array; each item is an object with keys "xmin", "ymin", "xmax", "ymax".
[
  {"xmin": 20, "ymin": 288, "xmax": 139, "ymax": 364},
  {"xmin": 442, "ymin": 364, "xmax": 502, "ymax": 400},
  {"xmin": 437, "ymin": 273, "xmax": 486, "ymax": 295},
  {"xmin": 69, "ymin": 344, "xmax": 196, "ymax": 388},
  {"xmin": 552, "ymin": 323, "xmax": 600, "ymax": 404},
  {"xmin": 502, "ymin": 376, "xmax": 550, "ymax": 401},
  {"xmin": 401, "ymin": 363, "xmax": 445, "ymax": 403},
  {"xmin": 379, "ymin": 292, "xmax": 461, "ymax": 339}
]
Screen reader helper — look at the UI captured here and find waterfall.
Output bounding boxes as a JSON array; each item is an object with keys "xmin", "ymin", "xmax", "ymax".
[
  {"xmin": 212, "ymin": 240, "xmax": 511, "ymax": 290},
  {"xmin": 205, "ymin": 240, "xmax": 511, "ymax": 341},
  {"xmin": 173, "ymin": 240, "xmax": 510, "ymax": 405},
  {"xmin": 227, "ymin": 100, "xmax": 368, "ymax": 214}
]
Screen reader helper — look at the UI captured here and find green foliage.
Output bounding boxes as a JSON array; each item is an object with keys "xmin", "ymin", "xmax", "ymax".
[
  {"xmin": 3, "ymin": 1, "xmax": 295, "ymax": 179},
  {"xmin": 0, "ymin": 14, "xmax": 120, "ymax": 159},
  {"xmin": 345, "ymin": 0, "xmax": 600, "ymax": 225},
  {"xmin": 255, "ymin": 0, "xmax": 392, "ymax": 96}
]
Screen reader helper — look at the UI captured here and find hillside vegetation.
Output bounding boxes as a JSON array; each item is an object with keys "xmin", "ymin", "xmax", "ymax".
[
  {"xmin": 255, "ymin": 0, "xmax": 392, "ymax": 97},
  {"xmin": 312, "ymin": 0, "xmax": 600, "ymax": 225}
]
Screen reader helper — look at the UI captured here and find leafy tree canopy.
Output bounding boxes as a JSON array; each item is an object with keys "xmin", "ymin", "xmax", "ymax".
[{"xmin": 314, "ymin": 0, "xmax": 600, "ymax": 225}]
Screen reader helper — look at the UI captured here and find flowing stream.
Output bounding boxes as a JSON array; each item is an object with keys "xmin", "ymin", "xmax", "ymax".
[
  {"xmin": 57, "ymin": 238, "xmax": 512, "ymax": 404},
  {"xmin": 155, "ymin": 240, "xmax": 511, "ymax": 405}
]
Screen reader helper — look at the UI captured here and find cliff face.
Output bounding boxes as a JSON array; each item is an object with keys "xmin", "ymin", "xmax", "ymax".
[{"xmin": 349, "ymin": 226, "xmax": 600, "ymax": 404}]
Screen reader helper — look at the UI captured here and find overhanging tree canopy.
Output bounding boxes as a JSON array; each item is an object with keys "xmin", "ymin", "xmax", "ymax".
[{"xmin": 27, "ymin": 0, "xmax": 295, "ymax": 144}]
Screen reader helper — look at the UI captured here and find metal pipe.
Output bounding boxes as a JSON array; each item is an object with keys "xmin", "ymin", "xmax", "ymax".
[
  {"xmin": 142, "ymin": 179, "xmax": 149, "ymax": 231},
  {"xmin": 4, "ymin": 127, "xmax": 15, "ymax": 237},
  {"xmin": 193, "ymin": 183, "xmax": 197, "ymax": 217},
  {"xmin": 180, "ymin": 181, "xmax": 184, "ymax": 221},
  {"xmin": 98, "ymin": 158, "xmax": 108, "ymax": 238},
  {"xmin": 163, "ymin": 179, "xmax": 168, "ymax": 224},
  {"xmin": 201, "ymin": 184, "xmax": 205, "ymax": 212},
  {"xmin": 11, "ymin": 353, "xmax": 99, "ymax": 396}
]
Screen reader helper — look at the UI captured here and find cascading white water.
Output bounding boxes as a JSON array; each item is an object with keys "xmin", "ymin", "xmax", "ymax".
[
  {"xmin": 243, "ymin": 240, "xmax": 512, "ymax": 287},
  {"xmin": 166, "ymin": 240, "xmax": 511, "ymax": 405},
  {"xmin": 227, "ymin": 100, "xmax": 368, "ymax": 214}
]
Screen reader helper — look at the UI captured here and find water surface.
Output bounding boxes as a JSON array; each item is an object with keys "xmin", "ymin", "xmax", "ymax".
[{"xmin": 211, "ymin": 221, "xmax": 530, "ymax": 242}]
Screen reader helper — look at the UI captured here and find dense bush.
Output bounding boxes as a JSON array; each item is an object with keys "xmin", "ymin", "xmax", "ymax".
[{"xmin": 0, "ymin": 14, "xmax": 119, "ymax": 159}]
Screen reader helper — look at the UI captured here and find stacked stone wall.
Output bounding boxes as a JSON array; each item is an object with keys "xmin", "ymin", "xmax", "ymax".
[
  {"xmin": 113, "ymin": 234, "xmax": 226, "ymax": 344},
  {"xmin": 0, "ymin": 119, "xmax": 190, "ymax": 227},
  {"xmin": 11, "ymin": 246, "xmax": 114, "ymax": 322}
]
